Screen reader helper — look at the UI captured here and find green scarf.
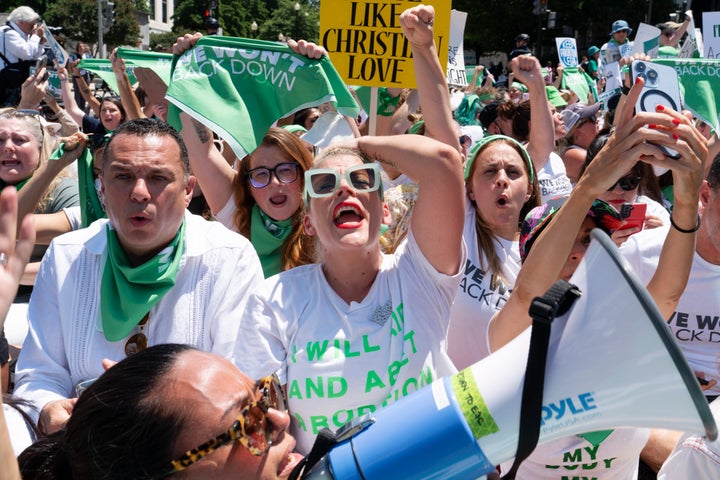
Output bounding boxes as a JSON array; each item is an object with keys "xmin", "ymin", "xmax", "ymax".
[
  {"xmin": 49, "ymin": 142, "xmax": 106, "ymax": 227},
  {"xmin": 0, "ymin": 177, "xmax": 31, "ymax": 191},
  {"xmin": 100, "ymin": 220, "xmax": 185, "ymax": 341},
  {"xmin": 250, "ymin": 204, "xmax": 291, "ymax": 278}
]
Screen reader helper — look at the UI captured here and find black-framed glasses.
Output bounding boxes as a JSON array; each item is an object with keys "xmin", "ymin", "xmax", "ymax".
[
  {"xmin": 608, "ymin": 176, "xmax": 641, "ymax": 191},
  {"xmin": 167, "ymin": 374, "xmax": 286, "ymax": 475},
  {"xmin": 304, "ymin": 163, "xmax": 381, "ymax": 199},
  {"xmin": 247, "ymin": 162, "xmax": 300, "ymax": 188}
]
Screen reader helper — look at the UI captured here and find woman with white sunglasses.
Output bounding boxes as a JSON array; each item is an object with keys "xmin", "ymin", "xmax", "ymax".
[{"xmin": 237, "ymin": 131, "xmax": 465, "ymax": 455}]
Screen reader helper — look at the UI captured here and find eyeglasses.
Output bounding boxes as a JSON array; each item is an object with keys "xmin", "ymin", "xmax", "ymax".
[
  {"xmin": 247, "ymin": 162, "xmax": 300, "ymax": 188},
  {"xmin": 304, "ymin": 163, "xmax": 381, "ymax": 199},
  {"xmin": 608, "ymin": 175, "xmax": 641, "ymax": 191},
  {"xmin": 167, "ymin": 374, "xmax": 286, "ymax": 474},
  {"xmin": 459, "ymin": 135, "xmax": 472, "ymax": 147}
]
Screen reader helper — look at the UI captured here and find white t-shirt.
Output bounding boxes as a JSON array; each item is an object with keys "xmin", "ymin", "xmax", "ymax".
[
  {"xmin": 657, "ymin": 398, "xmax": 720, "ymax": 479},
  {"xmin": 621, "ymin": 225, "xmax": 720, "ymax": 397},
  {"xmin": 537, "ymin": 152, "xmax": 573, "ymax": 204},
  {"xmin": 448, "ymin": 201, "xmax": 520, "ymax": 369},
  {"xmin": 501, "ymin": 428, "xmax": 650, "ymax": 479},
  {"xmin": 237, "ymin": 230, "xmax": 464, "ymax": 454},
  {"xmin": 3, "ymin": 403, "xmax": 36, "ymax": 456}
]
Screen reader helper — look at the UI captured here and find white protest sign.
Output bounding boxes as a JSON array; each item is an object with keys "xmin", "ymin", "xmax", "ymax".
[
  {"xmin": 679, "ymin": 11, "xmax": 700, "ymax": 58},
  {"xmin": 603, "ymin": 61, "xmax": 622, "ymax": 92},
  {"xmin": 446, "ymin": 10, "xmax": 468, "ymax": 87},
  {"xmin": 555, "ymin": 37, "xmax": 578, "ymax": 68},
  {"xmin": 631, "ymin": 23, "xmax": 661, "ymax": 58},
  {"xmin": 702, "ymin": 11, "xmax": 720, "ymax": 59},
  {"xmin": 42, "ymin": 23, "xmax": 69, "ymax": 67}
]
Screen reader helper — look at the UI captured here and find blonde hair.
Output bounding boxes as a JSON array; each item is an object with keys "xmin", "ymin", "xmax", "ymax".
[{"xmin": 0, "ymin": 109, "xmax": 71, "ymax": 212}]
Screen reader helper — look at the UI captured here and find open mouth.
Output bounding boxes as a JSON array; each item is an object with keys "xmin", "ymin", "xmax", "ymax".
[
  {"xmin": 270, "ymin": 194, "xmax": 288, "ymax": 206},
  {"xmin": 1, "ymin": 159, "xmax": 21, "ymax": 167},
  {"xmin": 496, "ymin": 196, "xmax": 509, "ymax": 207},
  {"xmin": 333, "ymin": 203, "xmax": 364, "ymax": 228},
  {"xmin": 129, "ymin": 214, "xmax": 151, "ymax": 227}
]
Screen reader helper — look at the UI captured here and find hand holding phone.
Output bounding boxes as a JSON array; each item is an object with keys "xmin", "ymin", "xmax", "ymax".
[
  {"xmin": 631, "ymin": 60, "xmax": 683, "ymax": 159},
  {"xmin": 35, "ymin": 54, "xmax": 47, "ymax": 72},
  {"xmin": 619, "ymin": 203, "xmax": 647, "ymax": 231}
]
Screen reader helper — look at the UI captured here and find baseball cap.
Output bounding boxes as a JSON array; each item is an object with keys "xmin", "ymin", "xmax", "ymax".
[{"xmin": 561, "ymin": 102, "xmax": 602, "ymax": 134}]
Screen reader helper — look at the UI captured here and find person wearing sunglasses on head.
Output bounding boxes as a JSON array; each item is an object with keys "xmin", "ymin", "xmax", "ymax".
[
  {"xmin": 18, "ymin": 344, "xmax": 304, "ymax": 480},
  {"xmin": 237, "ymin": 127, "xmax": 464, "ymax": 454},
  {"xmin": 13, "ymin": 119, "xmax": 264, "ymax": 438},
  {"xmin": 175, "ymin": 33, "xmax": 319, "ymax": 278},
  {"xmin": 580, "ymin": 133, "xmax": 670, "ymax": 246},
  {"xmin": 0, "ymin": 108, "xmax": 83, "ymax": 393}
]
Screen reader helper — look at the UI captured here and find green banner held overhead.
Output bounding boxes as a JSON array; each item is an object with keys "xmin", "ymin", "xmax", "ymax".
[
  {"xmin": 166, "ymin": 36, "xmax": 359, "ymax": 159},
  {"xmin": 116, "ymin": 48, "xmax": 173, "ymax": 86},
  {"xmin": 77, "ymin": 59, "xmax": 137, "ymax": 94},
  {"xmin": 655, "ymin": 58, "xmax": 720, "ymax": 131},
  {"xmin": 561, "ymin": 66, "xmax": 598, "ymax": 104}
]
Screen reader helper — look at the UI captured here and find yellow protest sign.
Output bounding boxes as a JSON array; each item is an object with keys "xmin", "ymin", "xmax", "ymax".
[{"xmin": 320, "ymin": 1, "xmax": 452, "ymax": 88}]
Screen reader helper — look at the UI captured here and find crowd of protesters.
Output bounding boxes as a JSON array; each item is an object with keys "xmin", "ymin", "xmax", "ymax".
[{"xmin": 0, "ymin": 3, "xmax": 718, "ymax": 480}]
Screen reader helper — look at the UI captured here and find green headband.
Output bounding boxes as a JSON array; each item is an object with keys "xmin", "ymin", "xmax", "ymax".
[{"xmin": 464, "ymin": 134, "xmax": 535, "ymax": 183}]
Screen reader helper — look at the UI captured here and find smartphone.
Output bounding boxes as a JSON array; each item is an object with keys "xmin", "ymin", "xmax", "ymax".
[
  {"xmin": 619, "ymin": 203, "xmax": 647, "ymax": 231},
  {"xmin": 631, "ymin": 60, "xmax": 683, "ymax": 159},
  {"xmin": 75, "ymin": 377, "xmax": 97, "ymax": 397},
  {"xmin": 35, "ymin": 54, "xmax": 47, "ymax": 72}
]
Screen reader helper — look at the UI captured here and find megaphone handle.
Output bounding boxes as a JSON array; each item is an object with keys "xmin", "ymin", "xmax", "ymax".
[
  {"xmin": 290, "ymin": 428, "xmax": 338, "ymax": 480},
  {"xmin": 502, "ymin": 280, "xmax": 581, "ymax": 479}
]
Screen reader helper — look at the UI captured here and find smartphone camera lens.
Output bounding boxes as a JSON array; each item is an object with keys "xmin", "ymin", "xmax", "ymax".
[
  {"xmin": 647, "ymin": 69, "xmax": 658, "ymax": 85},
  {"xmin": 637, "ymin": 72, "xmax": 647, "ymax": 82},
  {"xmin": 635, "ymin": 62, "xmax": 646, "ymax": 73}
]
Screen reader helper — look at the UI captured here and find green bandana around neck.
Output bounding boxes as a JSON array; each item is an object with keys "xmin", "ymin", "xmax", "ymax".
[
  {"xmin": 100, "ymin": 220, "xmax": 186, "ymax": 341},
  {"xmin": 50, "ymin": 142, "xmax": 106, "ymax": 227},
  {"xmin": 250, "ymin": 204, "xmax": 291, "ymax": 278},
  {"xmin": 0, "ymin": 176, "xmax": 31, "ymax": 191}
]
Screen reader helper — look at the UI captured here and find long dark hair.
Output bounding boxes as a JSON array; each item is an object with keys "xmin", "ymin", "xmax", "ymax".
[{"xmin": 18, "ymin": 344, "xmax": 194, "ymax": 480}]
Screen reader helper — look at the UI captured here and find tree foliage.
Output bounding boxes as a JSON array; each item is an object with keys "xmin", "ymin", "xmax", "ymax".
[
  {"xmin": 170, "ymin": 0, "xmax": 318, "ymax": 42},
  {"xmin": 453, "ymin": 0, "xmax": 679, "ymax": 65},
  {"xmin": 23, "ymin": 0, "xmax": 141, "ymax": 53}
]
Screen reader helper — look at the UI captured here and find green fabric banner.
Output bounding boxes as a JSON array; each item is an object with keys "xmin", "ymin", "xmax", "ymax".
[
  {"xmin": 561, "ymin": 66, "xmax": 598, "ymax": 104},
  {"xmin": 76, "ymin": 59, "xmax": 137, "ymax": 94},
  {"xmin": 655, "ymin": 58, "xmax": 720, "ymax": 131},
  {"xmin": 165, "ymin": 36, "xmax": 359, "ymax": 158},
  {"xmin": 116, "ymin": 48, "xmax": 173, "ymax": 85}
]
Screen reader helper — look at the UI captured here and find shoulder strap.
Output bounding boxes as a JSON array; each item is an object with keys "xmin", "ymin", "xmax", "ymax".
[
  {"xmin": 501, "ymin": 280, "xmax": 581, "ymax": 480},
  {"xmin": 0, "ymin": 24, "xmax": 11, "ymax": 65}
]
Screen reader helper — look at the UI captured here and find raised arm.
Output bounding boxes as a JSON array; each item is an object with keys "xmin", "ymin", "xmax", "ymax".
[
  {"xmin": 400, "ymin": 5, "xmax": 460, "ymax": 151},
  {"xmin": 67, "ymin": 61, "xmax": 100, "ymax": 117},
  {"xmin": 644, "ymin": 108, "xmax": 706, "ymax": 318},
  {"xmin": 110, "ymin": 49, "xmax": 143, "ymax": 120},
  {"xmin": 57, "ymin": 64, "xmax": 85, "ymax": 126},
  {"xmin": 178, "ymin": 112, "xmax": 236, "ymax": 214},
  {"xmin": 513, "ymin": 55, "xmax": 555, "ymax": 170},
  {"xmin": 489, "ymin": 79, "xmax": 686, "ymax": 350},
  {"xmin": 358, "ymin": 133, "xmax": 464, "ymax": 275},
  {"xmin": 15, "ymin": 133, "xmax": 88, "ymax": 231},
  {"xmin": 0, "ymin": 187, "xmax": 33, "ymax": 480}
]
